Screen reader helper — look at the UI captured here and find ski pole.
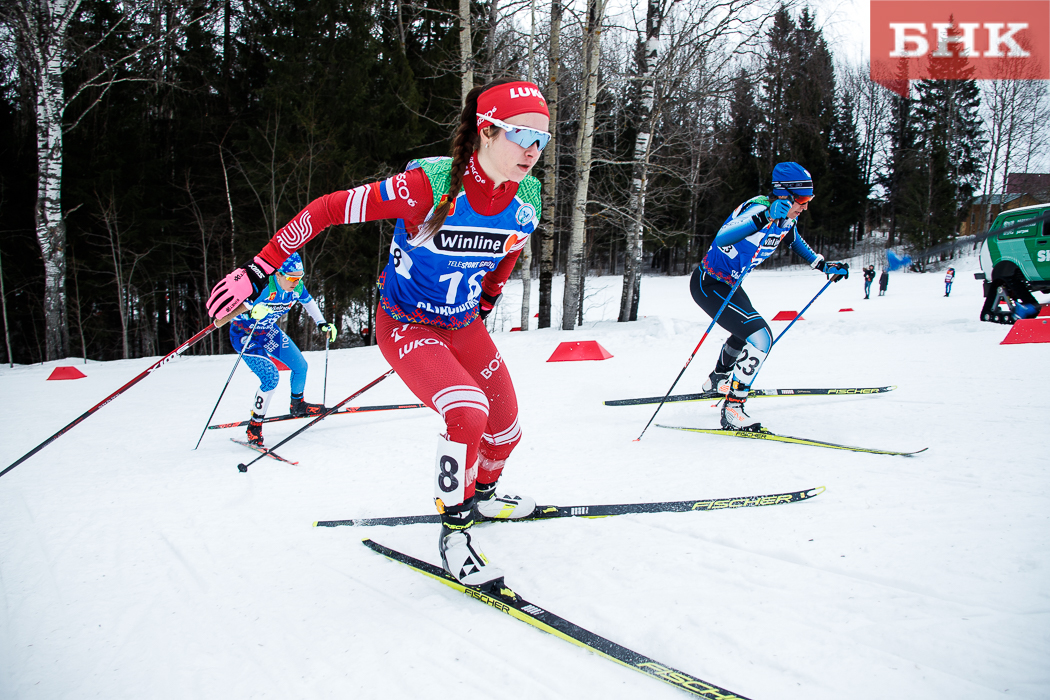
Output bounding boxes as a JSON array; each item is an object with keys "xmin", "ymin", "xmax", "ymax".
[
  {"xmin": 741, "ymin": 277, "xmax": 835, "ymax": 393},
  {"xmin": 323, "ymin": 336, "xmax": 329, "ymax": 405},
  {"xmin": 193, "ymin": 314, "xmax": 263, "ymax": 450},
  {"xmin": 237, "ymin": 368, "xmax": 395, "ymax": 473},
  {"xmin": 2, "ymin": 304, "xmax": 245, "ymax": 479},
  {"xmin": 635, "ymin": 254, "xmax": 762, "ymax": 442}
]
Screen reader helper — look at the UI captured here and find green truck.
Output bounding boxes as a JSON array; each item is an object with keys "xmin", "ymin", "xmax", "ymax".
[{"xmin": 977, "ymin": 204, "xmax": 1050, "ymax": 323}]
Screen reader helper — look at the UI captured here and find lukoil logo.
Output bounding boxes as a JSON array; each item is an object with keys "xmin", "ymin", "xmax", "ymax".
[{"xmin": 870, "ymin": 1, "xmax": 1049, "ymax": 95}]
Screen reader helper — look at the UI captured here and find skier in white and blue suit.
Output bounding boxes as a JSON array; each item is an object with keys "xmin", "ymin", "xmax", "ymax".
[
  {"xmin": 690, "ymin": 162, "xmax": 847, "ymax": 430},
  {"xmin": 228, "ymin": 252, "xmax": 338, "ymax": 445}
]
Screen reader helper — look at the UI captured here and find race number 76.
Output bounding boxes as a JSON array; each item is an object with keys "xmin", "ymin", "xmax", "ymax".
[{"xmin": 438, "ymin": 270, "xmax": 487, "ymax": 304}]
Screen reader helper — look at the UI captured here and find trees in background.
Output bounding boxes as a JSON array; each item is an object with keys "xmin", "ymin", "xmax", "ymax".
[{"xmin": 2, "ymin": 1, "xmax": 1037, "ymax": 362}]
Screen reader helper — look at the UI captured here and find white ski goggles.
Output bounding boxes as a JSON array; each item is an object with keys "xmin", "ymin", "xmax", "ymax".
[{"xmin": 476, "ymin": 114, "xmax": 551, "ymax": 151}]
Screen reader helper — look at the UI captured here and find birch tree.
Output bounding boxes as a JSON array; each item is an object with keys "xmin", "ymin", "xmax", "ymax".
[
  {"xmin": 619, "ymin": 0, "xmax": 668, "ymax": 322},
  {"xmin": 459, "ymin": 0, "xmax": 473, "ymax": 104},
  {"xmin": 518, "ymin": 0, "xmax": 537, "ymax": 331},
  {"xmin": 562, "ymin": 0, "xmax": 606, "ymax": 330},
  {"xmin": 537, "ymin": 0, "xmax": 562, "ymax": 329},
  {"xmin": 3, "ymin": 1, "xmax": 206, "ymax": 360},
  {"xmin": 7, "ymin": 0, "xmax": 83, "ymax": 360}
]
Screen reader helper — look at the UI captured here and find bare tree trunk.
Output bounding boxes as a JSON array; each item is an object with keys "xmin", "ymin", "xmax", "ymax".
[
  {"xmin": 518, "ymin": 0, "xmax": 537, "ymax": 331},
  {"xmin": 99, "ymin": 194, "xmax": 130, "ymax": 359},
  {"xmin": 538, "ymin": 0, "xmax": 561, "ymax": 329},
  {"xmin": 619, "ymin": 0, "xmax": 663, "ymax": 322},
  {"xmin": 484, "ymin": 0, "xmax": 499, "ymax": 81},
  {"xmin": 562, "ymin": 0, "xmax": 605, "ymax": 330},
  {"xmin": 0, "ymin": 243, "xmax": 13, "ymax": 366},
  {"xmin": 25, "ymin": 1, "xmax": 81, "ymax": 360},
  {"xmin": 459, "ymin": 0, "xmax": 474, "ymax": 104}
]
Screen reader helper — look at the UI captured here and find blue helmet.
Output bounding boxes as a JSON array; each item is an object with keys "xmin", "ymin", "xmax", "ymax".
[
  {"xmin": 771, "ymin": 162, "xmax": 814, "ymax": 198},
  {"xmin": 278, "ymin": 252, "xmax": 304, "ymax": 278}
]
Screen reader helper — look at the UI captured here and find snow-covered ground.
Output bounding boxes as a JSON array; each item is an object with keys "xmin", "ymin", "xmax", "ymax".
[{"xmin": 1, "ymin": 264, "xmax": 1047, "ymax": 700}]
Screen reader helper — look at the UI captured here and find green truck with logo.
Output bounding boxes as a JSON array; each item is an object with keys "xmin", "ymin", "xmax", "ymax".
[{"xmin": 977, "ymin": 204, "xmax": 1050, "ymax": 323}]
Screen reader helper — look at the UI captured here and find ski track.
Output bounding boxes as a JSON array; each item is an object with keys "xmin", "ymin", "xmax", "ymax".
[{"xmin": 2, "ymin": 263, "xmax": 1049, "ymax": 699}]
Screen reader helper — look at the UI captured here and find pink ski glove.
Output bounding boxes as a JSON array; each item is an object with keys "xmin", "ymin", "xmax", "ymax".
[{"xmin": 206, "ymin": 257, "xmax": 274, "ymax": 318}]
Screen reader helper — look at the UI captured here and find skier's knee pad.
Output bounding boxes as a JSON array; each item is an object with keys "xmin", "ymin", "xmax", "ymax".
[
  {"xmin": 252, "ymin": 387, "xmax": 276, "ymax": 417},
  {"xmin": 434, "ymin": 434, "xmax": 477, "ymax": 509},
  {"xmin": 731, "ymin": 334, "xmax": 770, "ymax": 387}
]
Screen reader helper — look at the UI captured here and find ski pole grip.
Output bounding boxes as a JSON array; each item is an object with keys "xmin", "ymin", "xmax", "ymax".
[{"xmin": 215, "ymin": 303, "xmax": 247, "ymax": 328}]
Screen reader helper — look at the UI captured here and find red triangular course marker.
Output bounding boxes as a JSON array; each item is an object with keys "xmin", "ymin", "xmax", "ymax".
[
  {"xmin": 273, "ymin": 358, "xmax": 290, "ymax": 371},
  {"xmin": 547, "ymin": 341, "xmax": 613, "ymax": 362},
  {"xmin": 1038, "ymin": 305, "xmax": 1050, "ymax": 317},
  {"xmin": 47, "ymin": 366, "xmax": 87, "ymax": 380},
  {"xmin": 839, "ymin": 308, "xmax": 853, "ymax": 312},
  {"xmin": 772, "ymin": 310, "xmax": 803, "ymax": 321},
  {"xmin": 1001, "ymin": 318, "xmax": 1050, "ymax": 345}
]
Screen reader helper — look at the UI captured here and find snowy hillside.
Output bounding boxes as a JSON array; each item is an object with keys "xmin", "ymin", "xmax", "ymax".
[{"xmin": 1, "ymin": 265, "xmax": 1047, "ymax": 699}]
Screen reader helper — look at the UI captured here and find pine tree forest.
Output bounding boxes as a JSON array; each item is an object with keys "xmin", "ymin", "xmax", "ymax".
[{"xmin": 0, "ymin": 1, "xmax": 1045, "ymax": 363}]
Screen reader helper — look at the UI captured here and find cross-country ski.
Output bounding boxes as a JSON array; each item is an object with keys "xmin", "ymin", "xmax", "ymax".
[
  {"xmin": 207, "ymin": 402, "xmax": 427, "ymax": 430},
  {"xmin": 229, "ymin": 438, "xmax": 299, "ymax": 465},
  {"xmin": 604, "ymin": 385, "xmax": 896, "ymax": 406},
  {"xmin": 315, "ymin": 486, "xmax": 824, "ymax": 527},
  {"xmin": 656, "ymin": 425, "xmax": 927, "ymax": 456},
  {"xmin": 363, "ymin": 538, "xmax": 753, "ymax": 699}
]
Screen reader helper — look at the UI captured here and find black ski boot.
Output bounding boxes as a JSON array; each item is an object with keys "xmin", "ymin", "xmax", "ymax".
[
  {"xmin": 246, "ymin": 418, "xmax": 264, "ymax": 446},
  {"xmin": 290, "ymin": 394, "xmax": 326, "ymax": 417}
]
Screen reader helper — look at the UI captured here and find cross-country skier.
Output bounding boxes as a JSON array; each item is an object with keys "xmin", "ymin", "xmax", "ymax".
[
  {"xmin": 690, "ymin": 161, "xmax": 847, "ymax": 431},
  {"xmin": 229, "ymin": 252, "xmax": 338, "ymax": 446},
  {"xmin": 944, "ymin": 267, "xmax": 955, "ymax": 297},
  {"xmin": 206, "ymin": 79, "xmax": 550, "ymax": 590}
]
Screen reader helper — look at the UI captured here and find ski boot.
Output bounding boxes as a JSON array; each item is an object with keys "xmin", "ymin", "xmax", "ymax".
[
  {"xmin": 290, "ymin": 394, "xmax": 326, "ymax": 417},
  {"xmin": 438, "ymin": 497, "xmax": 505, "ymax": 589},
  {"xmin": 474, "ymin": 480, "xmax": 537, "ymax": 521},
  {"xmin": 721, "ymin": 379, "xmax": 761, "ymax": 431},
  {"xmin": 702, "ymin": 370, "xmax": 732, "ymax": 397},
  {"xmin": 246, "ymin": 418, "xmax": 264, "ymax": 446}
]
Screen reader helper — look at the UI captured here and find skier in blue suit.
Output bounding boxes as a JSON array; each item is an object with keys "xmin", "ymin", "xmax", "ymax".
[
  {"xmin": 690, "ymin": 162, "xmax": 847, "ymax": 430},
  {"xmin": 228, "ymin": 253, "xmax": 338, "ymax": 445}
]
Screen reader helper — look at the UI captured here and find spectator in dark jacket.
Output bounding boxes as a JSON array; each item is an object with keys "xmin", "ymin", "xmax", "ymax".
[
  {"xmin": 863, "ymin": 265, "xmax": 875, "ymax": 299},
  {"xmin": 879, "ymin": 269, "xmax": 889, "ymax": 296}
]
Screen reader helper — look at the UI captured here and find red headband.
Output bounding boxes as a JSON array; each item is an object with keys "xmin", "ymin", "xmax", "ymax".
[{"xmin": 476, "ymin": 81, "xmax": 549, "ymax": 132}]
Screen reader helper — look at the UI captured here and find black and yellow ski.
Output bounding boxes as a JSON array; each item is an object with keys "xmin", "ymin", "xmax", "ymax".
[
  {"xmin": 657, "ymin": 424, "xmax": 927, "ymax": 456},
  {"xmin": 605, "ymin": 385, "xmax": 896, "ymax": 406},
  {"xmin": 362, "ymin": 538, "xmax": 753, "ymax": 699},
  {"xmin": 315, "ymin": 486, "xmax": 824, "ymax": 527}
]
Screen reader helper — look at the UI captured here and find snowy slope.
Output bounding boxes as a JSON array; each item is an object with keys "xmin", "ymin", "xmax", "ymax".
[{"xmin": 1, "ymin": 266, "xmax": 1047, "ymax": 700}]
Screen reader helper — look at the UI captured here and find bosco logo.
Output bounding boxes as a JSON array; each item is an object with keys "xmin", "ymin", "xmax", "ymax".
[{"xmin": 480, "ymin": 351, "xmax": 503, "ymax": 379}]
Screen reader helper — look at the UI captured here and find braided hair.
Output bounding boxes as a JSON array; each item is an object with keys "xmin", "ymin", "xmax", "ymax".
[{"xmin": 417, "ymin": 78, "xmax": 517, "ymax": 243}]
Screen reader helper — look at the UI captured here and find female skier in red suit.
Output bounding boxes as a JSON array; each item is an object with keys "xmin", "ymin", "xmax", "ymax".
[{"xmin": 206, "ymin": 79, "xmax": 550, "ymax": 590}]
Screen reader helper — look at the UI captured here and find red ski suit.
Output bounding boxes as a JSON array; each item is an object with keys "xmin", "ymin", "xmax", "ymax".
[{"xmin": 254, "ymin": 155, "xmax": 528, "ymax": 494}]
